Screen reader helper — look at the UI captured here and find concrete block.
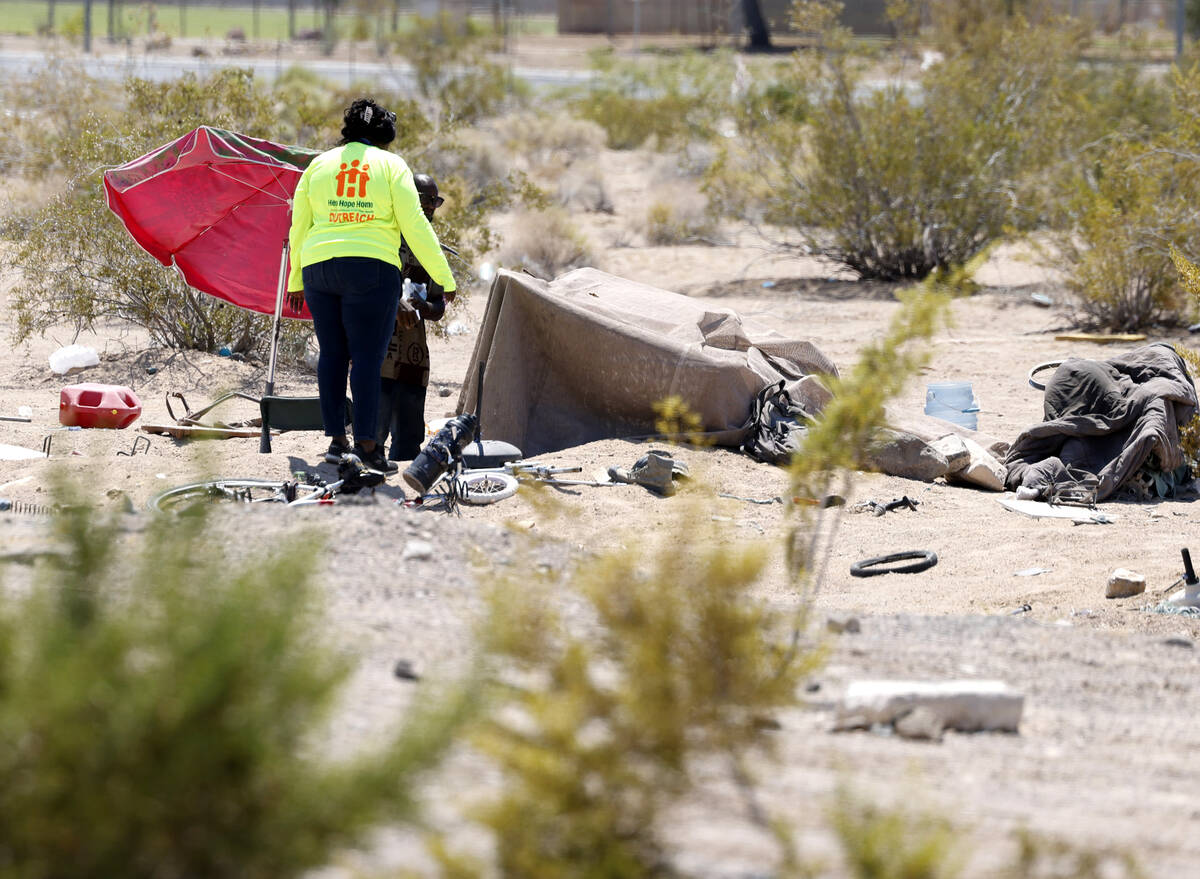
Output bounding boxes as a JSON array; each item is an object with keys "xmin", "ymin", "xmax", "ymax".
[
  {"xmin": 1106, "ymin": 568, "xmax": 1146, "ymax": 599},
  {"xmin": 834, "ymin": 679, "xmax": 1024, "ymax": 733}
]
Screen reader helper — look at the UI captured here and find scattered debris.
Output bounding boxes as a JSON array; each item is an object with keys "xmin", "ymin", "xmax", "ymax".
[
  {"xmin": 0, "ymin": 444, "xmax": 44, "ymax": 461},
  {"xmin": 1163, "ymin": 637, "xmax": 1194, "ymax": 649},
  {"xmin": 893, "ymin": 706, "xmax": 945, "ymax": 742},
  {"xmin": 48, "ymin": 344, "xmax": 99, "ymax": 375},
  {"xmin": 826, "ymin": 616, "xmax": 861, "ymax": 634},
  {"xmin": 719, "ymin": 492, "xmax": 781, "ymax": 505},
  {"xmin": 116, "ymin": 436, "xmax": 152, "ymax": 457},
  {"xmin": 1014, "ymin": 567, "xmax": 1050, "ymax": 577},
  {"xmin": 850, "ymin": 550, "xmax": 938, "ymax": 578},
  {"xmin": 1053, "ymin": 332, "xmax": 1147, "ymax": 343},
  {"xmin": 1106, "ymin": 568, "xmax": 1146, "ymax": 599},
  {"xmin": 1030, "ymin": 292, "xmax": 1054, "ymax": 307},
  {"xmin": 1164, "ymin": 547, "xmax": 1200, "ymax": 608},
  {"xmin": 1009, "ymin": 603, "xmax": 1033, "ymax": 615},
  {"xmin": 393, "ymin": 659, "xmax": 421, "ymax": 681},
  {"xmin": 0, "ymin": 414, "xmax": 31, "ymax": 423},
  {"xmin": 851, "ymin": 496, "xmax": 920, "ymax": 517},
  {"xmin": 401, "ymin": 539, "xmax": 434, "ymax": 561},
  {"xmin": 997, "ymin": 496, "xmax": 1116, "ymax": 524},
  {"xmin": 834, "ymin": 680, "xmax": 1024, "ymax": 735}
]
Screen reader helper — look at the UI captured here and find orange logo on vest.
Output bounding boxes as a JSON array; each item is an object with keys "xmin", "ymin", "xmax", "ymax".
[{"xmin": 335, "ymin": 160, "xmax": 371, "ymax": 197}]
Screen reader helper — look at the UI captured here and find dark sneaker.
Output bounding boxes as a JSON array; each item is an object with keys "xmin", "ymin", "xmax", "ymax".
[
  {"xmin": 323, "ymin": 438, "xmax": 351, "ymax": 464},
  {"xmin": 353, "ymin": 443, "xmax": 398, "ymax": 474}
]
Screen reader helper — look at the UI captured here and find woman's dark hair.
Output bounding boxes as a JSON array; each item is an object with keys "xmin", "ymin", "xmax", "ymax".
[{"xmin": 340, "ymin": 98, "xmax": 396, "ymax": 147}]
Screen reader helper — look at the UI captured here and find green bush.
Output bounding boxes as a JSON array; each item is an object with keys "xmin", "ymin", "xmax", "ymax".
[
  {"xmin": 1046, "ymin": 66, "xmax": 1200, "ymax": 330},
  {"xmin": 572, "ymin": 49, "xmax": 736, "ymax": 150},
  {"xmin": 0, "ymin": 492, "xmax": 474, "ymax": 878},
  {"xmin": 706, "ymin": 3, "xmax": 1090, "ymax": 281}
]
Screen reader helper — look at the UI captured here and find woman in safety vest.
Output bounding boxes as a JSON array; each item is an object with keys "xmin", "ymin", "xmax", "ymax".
[{"xmin": 286, "ymin": 98, "xmax": 456, "ymax": 474}]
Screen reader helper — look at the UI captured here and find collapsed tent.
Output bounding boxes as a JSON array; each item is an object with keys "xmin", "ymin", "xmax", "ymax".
[
  {"xmin": 456, "ymin": 268, "xmax": 837, "ymax": 457},
  {"xmin": 1004, "ymin": 343, "xmax": 1198, "ymax": 501}
]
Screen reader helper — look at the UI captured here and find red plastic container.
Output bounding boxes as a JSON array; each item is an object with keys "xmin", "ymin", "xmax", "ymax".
[{"xmin": 59, "ymin": 383, "xmax": 143, "ymax": 429}]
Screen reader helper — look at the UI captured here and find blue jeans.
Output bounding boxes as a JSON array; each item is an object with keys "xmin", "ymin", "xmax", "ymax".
[{"xmin": 302, "ymin": 257, "xmax": 400, "ymax": 442}]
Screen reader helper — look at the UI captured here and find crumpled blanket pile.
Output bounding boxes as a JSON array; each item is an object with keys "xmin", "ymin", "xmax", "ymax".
[{"xmin": 1004, "ymin": 343, "xmax": 1198, "ymax": 501}]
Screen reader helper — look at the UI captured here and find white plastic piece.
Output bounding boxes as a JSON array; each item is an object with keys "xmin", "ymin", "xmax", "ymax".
[
  {"xmin": 834, "ymin": 679, "xmax": 1024, "ymax": 733},
  {"xmin": 0, "ymin": 444, "xmax": 46, "ymax": 461},
  {"xmin": 17, "ymin": 406, "xmax": 32, "ymax": 418},
  {"xmin": 478, "ymin": 261, "xmax": 496, "ymax": 282},
  {"xmin": 1167, "ymin": 579, "xmax": 1200, "ymax": 608},
  {"xmin": 446, "ymin": 320, "xmax": 470, "ymax": 336},
  {"xmin": 48, "ymin": 344, "xmax": 100, "ymax": 375}
]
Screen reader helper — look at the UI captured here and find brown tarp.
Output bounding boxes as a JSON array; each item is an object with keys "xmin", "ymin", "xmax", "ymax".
[{"xmin": 456, "ymin": 268, "xmax": 838, "ymax": 457}]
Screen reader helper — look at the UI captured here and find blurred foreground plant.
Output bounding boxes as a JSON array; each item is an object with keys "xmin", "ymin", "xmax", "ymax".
[
  {"xmin": 0, "ymin": 489, "xmax": 474, "ymax": 878},
  {"xmin": 453, "ymin": 518, "xmax": 818, "ymax": 877}
]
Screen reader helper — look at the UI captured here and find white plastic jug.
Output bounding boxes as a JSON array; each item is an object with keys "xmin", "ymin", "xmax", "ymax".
[{"xmin": 925, "ymin": 381, "xmax": 979, "ymax": 430}]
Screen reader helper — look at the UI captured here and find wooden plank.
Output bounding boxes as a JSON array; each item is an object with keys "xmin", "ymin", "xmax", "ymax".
[
  {"xmin": 140, "ymin": 424, "xmax": 276, "ymax": 440},
  {"xmin": 1053, "ymin": 333, "xmax": 1147, "ymax": 343}
]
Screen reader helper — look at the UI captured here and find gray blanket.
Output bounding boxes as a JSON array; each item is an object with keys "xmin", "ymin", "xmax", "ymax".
[{"xmin": 1004, "ymin": 344, "xmax": 1197, "ymax": 501}]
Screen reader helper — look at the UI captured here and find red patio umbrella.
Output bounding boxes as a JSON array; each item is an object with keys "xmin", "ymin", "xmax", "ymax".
[{"xmin": 103, "ymin": 126, "xmax": 320, "ymax": 451}]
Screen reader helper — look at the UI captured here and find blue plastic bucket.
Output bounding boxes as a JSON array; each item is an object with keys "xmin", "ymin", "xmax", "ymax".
[{"xmin": 925, "ymin": 381, "xmax": 979, "ymax": 430}]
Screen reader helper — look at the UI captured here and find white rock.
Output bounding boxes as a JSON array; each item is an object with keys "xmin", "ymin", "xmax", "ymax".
[
  {"xmin": 401, "ymin": 539, "xmax": 434, "ymax": 561},
  {"xmin": 834, "ymin": 679, "xmax": 1024, "ymax": 733},
  {"xmin": 1106, "ymin": 568, "xmax": 1146, "ymax": 599},
  {"xmin": 948, "ymin": 437, "xmax": 1005, "ymax": 491},
  {"xmin": 929, "ymin": 434, "xmax": 971, "ymax": 473}
]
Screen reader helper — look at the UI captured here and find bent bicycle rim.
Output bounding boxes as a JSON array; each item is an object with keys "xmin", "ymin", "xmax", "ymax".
[{"xmin": 148, "ymin": 479, "xmax": 290, "ymax": 512}]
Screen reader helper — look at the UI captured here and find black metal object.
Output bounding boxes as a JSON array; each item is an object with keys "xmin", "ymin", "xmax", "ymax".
[
  {"xmin": 1183, "ymin": 548, "xmax": 1198, "ymax": 586},
  {"xmin": 116, "ymin": 435, "xmax": 151, "ymax": 456}
]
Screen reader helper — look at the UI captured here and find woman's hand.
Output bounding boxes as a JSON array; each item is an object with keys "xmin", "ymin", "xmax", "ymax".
[
  {"xmin": 397, "ymin": 299, "xmax": 420, "ymax": 328},
  {"xmin": 286, "ymin": 289, "xmax": 305, "ymax": 312}
]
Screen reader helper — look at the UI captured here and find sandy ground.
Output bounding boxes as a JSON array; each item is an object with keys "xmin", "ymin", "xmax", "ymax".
[{"xmin": 4, "ymin": 135, "xmax": 1200, "ymax": 875}]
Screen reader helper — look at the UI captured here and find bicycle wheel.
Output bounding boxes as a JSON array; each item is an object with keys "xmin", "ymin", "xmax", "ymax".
[
  {"xmin": 458, "ymin": 472, "xmax": 519, "ymax": 505},
  {"xmin": 148, "ymin": 479, "xmax": 291, "ymax": 512},
  {"xmin": 850, "ymin": 550, "xmax": 938, "ymax": 578},
  {"xmin": 1027, "ymin": 360, "xmax": 1063, "ymax": 392}
]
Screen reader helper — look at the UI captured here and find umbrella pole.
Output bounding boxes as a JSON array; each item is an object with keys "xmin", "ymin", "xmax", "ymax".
[{"xmin": 260, "ymin": 239, "xmax": 289, "ymax": 453}]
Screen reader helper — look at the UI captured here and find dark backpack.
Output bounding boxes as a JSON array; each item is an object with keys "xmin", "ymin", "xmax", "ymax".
[{"xmin": 740, "ymin": 380, "xmax": 812, "ymax": 465}]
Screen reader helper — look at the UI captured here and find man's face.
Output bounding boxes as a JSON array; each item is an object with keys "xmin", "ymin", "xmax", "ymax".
[{"xmin": 419, "ymin": 192, "xmax": 445, "ymax": 222}]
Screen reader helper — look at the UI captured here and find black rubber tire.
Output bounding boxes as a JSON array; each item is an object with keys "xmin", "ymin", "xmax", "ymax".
[
  {"xmin": 148, "ymin": 479, "xmax": 289, "ymax": 512},
  {"xmin": 850, "ymin": 550, "xmax": 938, "ymax": 578}
]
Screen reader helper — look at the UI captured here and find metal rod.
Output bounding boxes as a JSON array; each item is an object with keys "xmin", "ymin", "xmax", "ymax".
[
  {"xmin": 1183, "ymin": 548, "xmax": 1197, "ymax": 585},
  {"xmin": 261, "ymin": 238, "xmax": 289, "ymax": 454}
]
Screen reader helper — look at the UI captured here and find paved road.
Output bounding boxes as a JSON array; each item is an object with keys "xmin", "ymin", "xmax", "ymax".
[{"xmin": 0, "ymin": 46, "xmax": 591, "ymax": 89}]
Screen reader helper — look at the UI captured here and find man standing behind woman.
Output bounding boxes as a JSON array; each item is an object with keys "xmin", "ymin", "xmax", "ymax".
[
  {"xmin": 287, "ymin": 98, "xmax": 456, "ymax": 473},
  {"xmin": 377, "ymin": 173, "xmax": 452, "ymax": 464}
]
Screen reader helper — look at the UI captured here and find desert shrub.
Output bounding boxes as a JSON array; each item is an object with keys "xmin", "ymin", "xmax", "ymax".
[
  {"xmin": 446, "ymin": 518, "xmax": 818, "ymax": 877},
  {"xmin": 641, "ymin": 182, "xmax": 717, "ymax": 245},
  {"xmin": 498, "ymin": 207, "xmax": 594, "ymax": 279},
  {"xmin": 1046, "ymin": 66, "xmax": 1200, "ymax": 330},
  {"xmin": 491, "ymin": 111, "xmax": 606, "ymax": 174},
  {"xmin": 0, "ymin": 490, "xmax": 473, "ymax": 878},
  {"xmin": 706, "ymin": 2, "xmax": 1090, "ymax": 281},
  {"xmin": 572, "ymin": 48, "xmax": 736, "ymax": 150},
  {"xmin": 392, "ymin": 13, "xmax": 514, "ymax": 127},
  {"xmin": 830, "ymin": 786, "xmax": 962, "ymax": 879},
  {"xmin": 556, "ymin": 159, "xmax": 613, "ymax": 213}
]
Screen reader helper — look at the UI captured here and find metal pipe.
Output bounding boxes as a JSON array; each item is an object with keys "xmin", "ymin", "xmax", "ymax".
[{"xmin": 261, "ymin": 238, "xmax": 289, "ymax": 453}]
